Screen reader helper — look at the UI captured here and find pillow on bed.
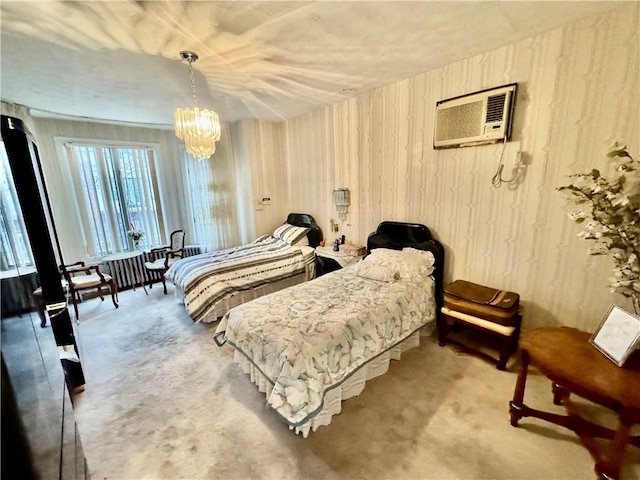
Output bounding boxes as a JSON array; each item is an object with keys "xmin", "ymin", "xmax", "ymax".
[
  {"xmin": 355, "ymin": 261, "xmax": 397, "ymax": 283},
  {"xmin": 366, "ymin": 248, "xmax": 434, "ymax": 280},
  {"xmin": 402, "ymin": 247, "xmax": 435, "ymax": 267},
  {"xmin": 293, "ymin": 234, "xmax": 309, "ymax": 246},
  {"xmin": 272, "ymin": 223, "xmax": 310, "ymax": 245}
]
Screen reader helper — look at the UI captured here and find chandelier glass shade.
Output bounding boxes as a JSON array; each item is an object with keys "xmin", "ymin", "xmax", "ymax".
[
  {"xmin": 174, "ymin": 106, "xmax": 221, "ymax": 159},
  {"xmin": 174, "ymin": 51, "xmax": 221, "ymax": 160}
]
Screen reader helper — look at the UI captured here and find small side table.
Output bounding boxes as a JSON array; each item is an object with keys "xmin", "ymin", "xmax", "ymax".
[
  {"xmin": 509, "ymin": 327, "xmax": 640, "ymax": 480},
  {"xmin": 102, "ymin": 251, "xmax": 148, "ymax": 294},
  {"xmin": 315, "ymin": 245, "xmax": 364, "ymax": 276}
]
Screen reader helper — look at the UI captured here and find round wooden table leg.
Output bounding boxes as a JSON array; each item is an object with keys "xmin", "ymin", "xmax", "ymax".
[
  {"xmin": 595, "ymin": 413, "xmax": 633, "ymax": 480},
  {"xmin": 552, "ymin": 383, "xmax": 570, "ymax": 405},
  {"xmin": 509, "ymin": 349, "xmax": 529, "ymax": 427}
]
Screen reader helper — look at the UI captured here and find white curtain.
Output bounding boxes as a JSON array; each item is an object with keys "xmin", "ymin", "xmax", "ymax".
[{"xmin": 183, "ymin": 124, "xmax": 241, "ymax": 252}]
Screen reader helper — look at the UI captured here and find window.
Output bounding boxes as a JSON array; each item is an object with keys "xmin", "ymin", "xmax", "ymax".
[
  {"xmin": 0, "ymin": 141, "xmax": 35, "ymax": 272},
  {"xmin": 65, "ymin": 142, "xmax": 164, "ymax": 257}
]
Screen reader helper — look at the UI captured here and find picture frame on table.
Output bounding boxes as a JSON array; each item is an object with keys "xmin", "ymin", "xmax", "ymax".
[{"xmin": 590, "ymin": 304, "xmax": 640, "ymax": 367}]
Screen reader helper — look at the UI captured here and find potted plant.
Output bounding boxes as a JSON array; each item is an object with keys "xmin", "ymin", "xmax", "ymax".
[
  {"xmin": 127, "ymin": 223, "xmax": 145, "ymax": 250},
  {"xmin": 558, "ymin": 143, "xmax": 639, "ymax": 314}
]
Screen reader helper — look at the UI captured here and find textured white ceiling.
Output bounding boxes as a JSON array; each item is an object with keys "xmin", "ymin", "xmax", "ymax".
[{"xmin": 0, "ymin": 1, "xmax": 624, "ymax": 126}]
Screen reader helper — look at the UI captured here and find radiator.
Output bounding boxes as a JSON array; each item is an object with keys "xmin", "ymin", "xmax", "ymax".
[
  {"xmin": 184, "ymin": 245, "xmax": 202, "ymax": 257},
  {"xmin": 102, "ymin": 245, "xmax": 202, "ymax": 291}
]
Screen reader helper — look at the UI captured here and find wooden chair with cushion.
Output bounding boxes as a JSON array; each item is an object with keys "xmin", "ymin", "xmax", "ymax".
[
  {"xmin": 59, "ymin": 261, "xmax": 119, "ymax": 320},
  {"xmin": 144, "ymin": 229, "xmax": 185, "ymax": 294}
]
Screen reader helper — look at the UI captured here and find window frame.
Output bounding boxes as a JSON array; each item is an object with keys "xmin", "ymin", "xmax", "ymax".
[{"xmin": 60, "ymin": 138, "xmax": 166, "ymax": 258}]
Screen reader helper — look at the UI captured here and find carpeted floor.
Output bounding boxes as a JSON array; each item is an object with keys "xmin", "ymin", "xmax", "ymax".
[{"xmin": 30, "ymin": 286, "xmax": 640, "ymax": 478}]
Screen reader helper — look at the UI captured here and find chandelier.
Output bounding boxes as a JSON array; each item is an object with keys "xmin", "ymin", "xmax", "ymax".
[{"xmin": 174, "ymin": 51, "xmax": 221, "ymax": 160}]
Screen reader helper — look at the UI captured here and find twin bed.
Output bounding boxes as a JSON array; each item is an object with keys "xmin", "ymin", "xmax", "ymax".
[
  {"xmin": 213, "ymin": 221, "xmax": 445, "ymax": 436},
  {"xmin": 167, "ymin": 218, "xmax": 444, "ymax": 435},
  {"xmin": 165, "ymin": 213, "xmax": 322, "ymax": 323}
]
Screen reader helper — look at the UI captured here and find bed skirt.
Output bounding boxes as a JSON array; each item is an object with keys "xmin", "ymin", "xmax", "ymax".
[
  {"xmin": 175, "ymin": 263, "xmax": 316, "ymax": 323},
  {"xmin": 232, "ymin": 324, "xmax": 433, "ymax": 437}
]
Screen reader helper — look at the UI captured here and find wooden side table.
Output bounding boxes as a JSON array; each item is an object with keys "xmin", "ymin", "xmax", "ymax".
[{"xmin": 509, "ymin": 327, "xmax": 640, "ymax": 480}]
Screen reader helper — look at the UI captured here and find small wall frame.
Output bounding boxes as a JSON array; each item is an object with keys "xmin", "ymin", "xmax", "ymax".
[{"xmin": 590, "ymin": 304, "xmax": 640, "ymax": 366}]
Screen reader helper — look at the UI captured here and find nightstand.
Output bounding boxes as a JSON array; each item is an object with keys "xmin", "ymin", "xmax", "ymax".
[{"xmin": 315, "ymin": 245, "xmax": 364, "ymax": 277}]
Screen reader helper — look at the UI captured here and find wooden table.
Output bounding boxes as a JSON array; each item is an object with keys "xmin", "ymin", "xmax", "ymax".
[{"xmin": 509, "ymin": 327, "xmax": 640, "ymax": 479}]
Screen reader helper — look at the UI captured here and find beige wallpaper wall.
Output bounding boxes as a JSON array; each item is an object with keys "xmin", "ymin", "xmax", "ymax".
[
  {"xmin": 279, "ymin": 4, "xmax": 639, "ymax": 331},
  {"xmin": 3, "ymin": 5, "xmax": 637, "ymax": 333},
  {"xmin": 238, "ymin": 119, "xmax": 289, "ymax": 239}
]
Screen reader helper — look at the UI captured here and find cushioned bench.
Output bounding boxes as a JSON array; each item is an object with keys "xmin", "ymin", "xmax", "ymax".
[{"xmin": 439, "ymin": 306, "xmax": 522, "ymax": 370}]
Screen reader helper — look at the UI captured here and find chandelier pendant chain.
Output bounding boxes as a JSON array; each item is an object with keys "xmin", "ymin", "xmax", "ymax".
[{"xmin": 188, "ymin": 59, "xmax": 198, "ymax": 109}]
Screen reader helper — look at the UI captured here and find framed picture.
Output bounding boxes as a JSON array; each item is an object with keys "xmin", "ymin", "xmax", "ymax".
[{"xmin": 590, "ymin": 304, "xmax": 640, "ymax": 366}]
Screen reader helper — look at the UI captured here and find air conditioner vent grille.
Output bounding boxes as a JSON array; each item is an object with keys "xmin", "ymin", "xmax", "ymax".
[
  {"xmin": 435, "ymin": 100, "xmax": 483, "ymax": 142},
  {"xmin": 485, "ymin": 94, "xmax": 506, "ymax": 123},
  {"xmin": 433, "ymin": 83, "xmax": 516, "ymax": 149}
]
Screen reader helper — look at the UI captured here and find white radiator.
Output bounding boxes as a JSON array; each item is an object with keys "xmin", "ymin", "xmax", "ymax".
[{"xmin": 102, "ymin": 245, "xmax": 202, "ymax": 291}]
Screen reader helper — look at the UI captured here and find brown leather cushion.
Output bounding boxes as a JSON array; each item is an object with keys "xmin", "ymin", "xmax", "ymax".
[{"xmin": 444, "ymin": 280, "xmax": 519, "ymax": 326}]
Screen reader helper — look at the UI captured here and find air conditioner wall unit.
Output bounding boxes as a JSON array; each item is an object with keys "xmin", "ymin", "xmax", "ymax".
[{"xmin": 433, "ymin": 83, "xmax": 517, "ymax": 149}]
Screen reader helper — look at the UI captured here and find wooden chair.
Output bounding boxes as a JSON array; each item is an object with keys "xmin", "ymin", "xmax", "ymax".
[
  {"xmin": 58, "ymin": 261, "xmax": 118, "ymax": 320},
  {"xmin": 144, "ymin": 230, "xmax": 185, "ymax": 294}
]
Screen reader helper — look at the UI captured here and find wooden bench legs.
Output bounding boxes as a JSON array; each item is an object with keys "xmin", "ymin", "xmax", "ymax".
[{"xmin": 438, "ymin": 308, "xmax": 521, "ymax": 370}]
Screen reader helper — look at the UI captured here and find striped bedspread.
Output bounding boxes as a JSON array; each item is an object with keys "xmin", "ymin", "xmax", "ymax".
[{"xmin": 165, "ymin": 235, "xmax": 315, "ymax": 323}]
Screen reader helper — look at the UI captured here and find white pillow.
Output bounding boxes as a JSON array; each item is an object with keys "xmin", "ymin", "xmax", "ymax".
[
  {"xmin": 293, "ymin": 234, "xmax": 309, "ymax": 246},
  {"xmin": 355, "ymin": 262, "xmax": 397, "ymax": 283},
  {"xmin": 365, "ymin": 248, "xmax": 434, "ymax": 280},
  {"xmin": 402, "ymin": 247, "xmax": 435, "ymax": 267},
  {"xmin": 272, "ymin": 223, "xmax": 310, "ymax": 245},
  {"xmin": 254, "ymin": 234, "xmax": 271, "ymax": 243}
]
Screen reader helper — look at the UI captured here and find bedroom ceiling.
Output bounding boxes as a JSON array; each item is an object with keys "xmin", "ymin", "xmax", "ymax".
[{"xmin": 0, "ymin": 1, "xmax": 624, "ymax": 126}]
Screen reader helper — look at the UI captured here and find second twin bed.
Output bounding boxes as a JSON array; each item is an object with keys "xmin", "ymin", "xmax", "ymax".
[{"xmin": 214, "ymin": 221, "xmax": 444, "ymax": 436}]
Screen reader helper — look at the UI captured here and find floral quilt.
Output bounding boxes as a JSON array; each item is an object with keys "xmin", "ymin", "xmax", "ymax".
[{"xmin": 214, "ymin": 264, "xmax": 436, "ymax": 427}]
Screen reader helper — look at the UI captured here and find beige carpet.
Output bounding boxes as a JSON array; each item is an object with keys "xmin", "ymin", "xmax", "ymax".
[{"xmin": 70, "ymin": 286, "xmax": 640, "ymax": 480}]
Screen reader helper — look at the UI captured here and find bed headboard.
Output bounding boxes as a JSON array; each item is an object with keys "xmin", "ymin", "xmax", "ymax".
[
  {"xmin": 286, "ymin": 213, "xmax": 323, "ymax": 248},
  {"xmin": 366, "ymin": 221, "xmax": 445, "ymax": 313}
]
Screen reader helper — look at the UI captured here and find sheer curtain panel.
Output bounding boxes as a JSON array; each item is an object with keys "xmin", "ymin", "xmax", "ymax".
[{"xmin": 184, "ymin": 125, "xmax": 240, "ymax": 252}]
